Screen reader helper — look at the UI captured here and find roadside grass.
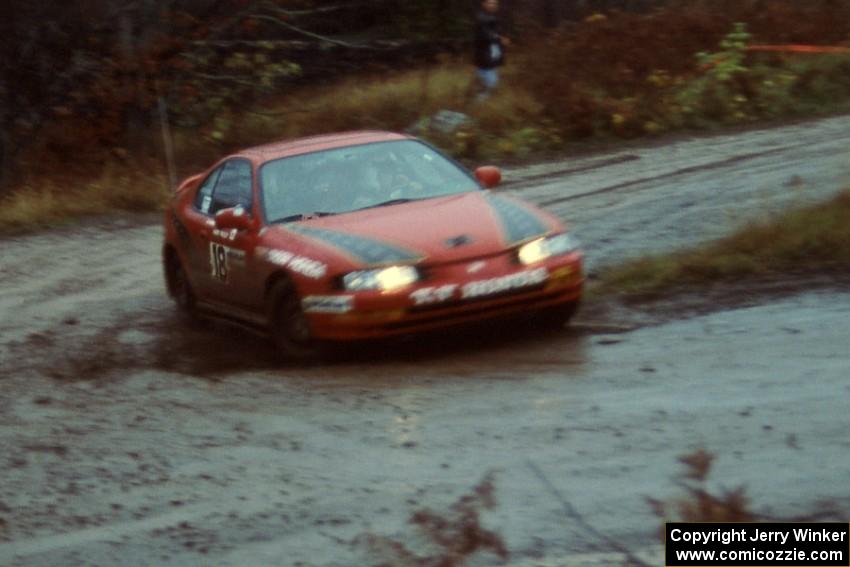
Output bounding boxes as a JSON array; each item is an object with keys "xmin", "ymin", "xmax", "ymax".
[
  {"xmin": 194, "ymin": 63, "xmax": 477, "ymax": 153},
  {"xmin": 190, "ymin": 62, "xmax": 556, "ymax": 159},
  {"xmin": 594, "ymin": 190, "xmax": 850, "ymax": 296},
  {"xmin": 0, "ymin": 165, "xmax": 167, "ymax": 234}
]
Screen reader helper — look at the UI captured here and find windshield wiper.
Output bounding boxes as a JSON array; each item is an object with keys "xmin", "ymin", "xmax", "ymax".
[{"xmin": 271, "ymin": 211, "xmax": 336, "ymax": 223}]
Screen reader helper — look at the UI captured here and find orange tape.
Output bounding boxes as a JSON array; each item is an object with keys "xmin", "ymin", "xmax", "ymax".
[
  {"xmin": 748, "ymin": 44, "xmax": 850, "ymax": 54},
  {"xmin": 698, "ymin": 44, "xmax": 850, "ymax": 72}
]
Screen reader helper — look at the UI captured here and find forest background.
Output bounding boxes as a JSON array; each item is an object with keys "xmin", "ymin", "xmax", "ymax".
[{"xmin": 3, "ymin": 0, "xmax": 850, "ymax": 231}]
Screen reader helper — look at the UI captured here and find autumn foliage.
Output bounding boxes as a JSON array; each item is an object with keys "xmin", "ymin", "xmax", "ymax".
[
  {"xmin": 514, "ymin": 0, "xmax": 850, "ymax": 139},
  {"xmin": 4, "ymin": 0, "xmax": 850, "ymax": 231}
]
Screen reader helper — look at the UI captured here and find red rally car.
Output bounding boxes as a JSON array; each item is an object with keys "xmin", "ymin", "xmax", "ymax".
[{"xmin": 163, "ymin": 131, "xmax": 583, "ymax": 357}]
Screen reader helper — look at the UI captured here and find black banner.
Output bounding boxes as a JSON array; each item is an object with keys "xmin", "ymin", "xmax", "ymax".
[{"xmin": 666, "ymin": 523, "xmax": 849, "ymax": 566}]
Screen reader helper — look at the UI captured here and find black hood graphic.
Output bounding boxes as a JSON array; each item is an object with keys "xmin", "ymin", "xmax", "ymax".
[
  {"xmin": 285, "ymin": 225, "xmax": 423, "ymax": 266},
  {"xmin": 485, "ymin": 194, "xmax": 550, "ymax": 244}
]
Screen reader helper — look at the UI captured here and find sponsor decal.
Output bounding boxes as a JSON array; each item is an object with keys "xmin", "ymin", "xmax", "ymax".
[
  {"xmin": 466, "ymin": 260, "xmax": 487, "ymax": 274},
  {"xmin": 302, "ymin": 295, "xmax": 354, "ymax": 314},
  {"xmin": 210, "ymin": 242, "xmax": 229, "ymax": 283},
  {"xmin": 409, "ymin": 268, "xmax": 548, "ymax": 305},
  {"xmin": 410, "ymin": 284, "xmax": 459, "ymax": 306},
  {"xmin": 485, "ymin": 194, "xmax": 549, "ymax": 245},
  {"xmin": 267, "ymin": 250, "xmax": 294, "ymax": 266},
  {"xmin": 212, "ymin": 228, "xmax": 238, "ymax": 241},
  {"xmin": 284, "ymin": 225, "xmax": 422, "ymax": 265},
  {"xmin": 461, "ymin": 267, "xmax": 548, "ymax": 299},
  {"xmin": 264, "ymin": 249, "xmax": 327, "ymax": 279}
]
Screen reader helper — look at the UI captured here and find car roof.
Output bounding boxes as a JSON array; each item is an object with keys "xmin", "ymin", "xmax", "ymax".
[{"xmin": 237, "ymin": 131, "xmax": 412, "ymax": 163}]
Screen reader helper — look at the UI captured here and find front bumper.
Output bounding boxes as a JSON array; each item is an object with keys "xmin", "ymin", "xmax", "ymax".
[{"xmin": 305, "ymin": 253, "xmax": 583, "ymax": 341}]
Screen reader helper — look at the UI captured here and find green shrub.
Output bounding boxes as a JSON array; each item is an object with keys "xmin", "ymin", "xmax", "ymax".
[{"xmin": 672, "ymin": 23, "xmax": 754, "ymax": 125}]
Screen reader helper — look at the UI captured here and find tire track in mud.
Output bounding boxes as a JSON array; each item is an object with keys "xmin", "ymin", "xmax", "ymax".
[
  {"xmin": 503, "ymin": 154, "xmax": 641, "ymax": 190},
  {"xmin": 538, "ymin": 145, "xmax": 790, "ymax": 206},
  {"xmin": 504, "ymin": 115, "xmax": 850, "ymax": 203},
  {"xmin": 2, "ymin": 116, "xmax": 850, "ymax": 566},
  {"xmin": 0, "ymin": 486, "xmax": 283, "ymax": 561}
]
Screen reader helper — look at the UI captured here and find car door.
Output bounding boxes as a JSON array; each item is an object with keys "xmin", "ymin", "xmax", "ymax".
[
  {"xmin": 180, "ymin": 163, "xmax": 224, "ymax": 300},
  {"xmin": 203, "ymin": 158, "xmax": 260, "ymax": 311}
]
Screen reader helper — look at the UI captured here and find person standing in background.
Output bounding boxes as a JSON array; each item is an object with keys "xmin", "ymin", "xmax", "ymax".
[{"xmin": 474, "ymin": 0, "xmax": 510, "ymax": 99}]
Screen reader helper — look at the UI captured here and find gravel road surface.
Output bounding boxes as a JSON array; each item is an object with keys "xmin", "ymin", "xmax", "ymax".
[{"xmin": 2, "ymin": 115, "xmax": 849, "ymax": 566}]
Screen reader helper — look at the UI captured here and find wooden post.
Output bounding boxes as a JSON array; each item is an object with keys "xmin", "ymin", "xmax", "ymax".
[{"xmin": 158, "ymin": 95, "xmax": 177, "ymax": 191}]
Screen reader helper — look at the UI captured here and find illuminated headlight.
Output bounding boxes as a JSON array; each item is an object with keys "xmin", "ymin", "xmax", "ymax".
[
  {"xmin": 342, "ymin": 265, "xmax": 419, "ymax": 292},
  {"xmin": 518, "ymin": 233, "xmax": 580, "ymax": 265}
]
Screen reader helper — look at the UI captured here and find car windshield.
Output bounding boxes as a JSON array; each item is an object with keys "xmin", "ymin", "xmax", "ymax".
[{"xmin": 260, "ymin": 140, "xmax": 480, "ymax": 223}]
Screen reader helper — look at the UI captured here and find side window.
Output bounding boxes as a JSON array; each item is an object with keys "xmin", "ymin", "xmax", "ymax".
[
  {"xmin": 210, "ymin": 159, "xmax": 253, "ymax": 215},
  {"xmin": 193, "ymin": 167, "xmax": 223, "ymax": 214}
]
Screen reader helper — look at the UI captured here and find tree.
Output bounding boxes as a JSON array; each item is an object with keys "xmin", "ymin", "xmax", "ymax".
[
  {"xmin": 0, "ymin": 0, "xmax": 302, "ymax": 187},
  {"xmin": 0, "ymin": 0, "xmax": 476, "ymax": 191}
]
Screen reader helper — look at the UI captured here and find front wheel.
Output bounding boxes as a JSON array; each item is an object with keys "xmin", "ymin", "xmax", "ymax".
[
  {"xmin": 268, "ymin": 279, "xmax": 319, "ymax": 360},
  {"xmin": 166, "ymin": 254, "xmax": 198, "ymax": 321}
]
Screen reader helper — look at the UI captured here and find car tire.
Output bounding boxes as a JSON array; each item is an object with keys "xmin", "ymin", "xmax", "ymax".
[
  {"xmin": 536, "ymin": 301, "xmax": 579, "ymax": 331},
  {"xmin": 168, "ymin": 255, "xmax": 199, "ymax": 321},
  {"xmin": 268, "ymin": 278, "xmax": 319, "ymax": 360}
]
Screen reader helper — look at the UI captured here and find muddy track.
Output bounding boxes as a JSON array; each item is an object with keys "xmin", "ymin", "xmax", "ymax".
[{"xmin": 2, "ymin": 115, "xmax": 850, "ymax": 566}]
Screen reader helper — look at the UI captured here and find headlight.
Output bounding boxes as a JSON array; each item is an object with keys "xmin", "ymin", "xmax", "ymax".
[
  {"xmin": 342, "ymin": 265, "xmax": 419, "ymax": 292},
  {"xmin": 517, "ymin": 233, "xmax": 580, "ymax": 265}
]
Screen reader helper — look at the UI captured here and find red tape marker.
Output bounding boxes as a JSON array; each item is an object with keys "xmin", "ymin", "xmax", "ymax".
[{"xmin": 748, "ymin": 44, "xmax": 850, "ymax": 54}]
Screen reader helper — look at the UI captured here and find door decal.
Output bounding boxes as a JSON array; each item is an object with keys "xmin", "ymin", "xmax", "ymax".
[{"xmin": 210, "ymin": 242, "xmax": 229, "ymax": 283}]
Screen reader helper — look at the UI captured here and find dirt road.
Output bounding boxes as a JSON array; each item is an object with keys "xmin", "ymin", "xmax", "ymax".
[{"xmin": 2, "ymin": 116, "xmax": 849, "ymax": 566}]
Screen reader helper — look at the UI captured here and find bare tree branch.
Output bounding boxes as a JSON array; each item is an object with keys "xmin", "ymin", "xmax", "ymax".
[
  {"xmin": 190, "ymin": 39, "xmax": 313, "ymax": 48},
  {"xmin": 260, "ymin": 1, "xmax": 369, "ymax": 17},
  {"xmin": 246, "ymin": 14, "xmax": 375, "ymax": 49}
]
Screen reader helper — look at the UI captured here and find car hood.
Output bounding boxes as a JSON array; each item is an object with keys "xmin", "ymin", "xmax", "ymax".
[{"xmin": 274, "ymin": 191, "xmax": 559, "ymax": 267}]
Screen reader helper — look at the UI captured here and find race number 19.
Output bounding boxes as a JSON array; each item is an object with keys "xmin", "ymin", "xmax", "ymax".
[{"xmin": 210, "ymin": 242, "xmax": 229, "ymax": 282}]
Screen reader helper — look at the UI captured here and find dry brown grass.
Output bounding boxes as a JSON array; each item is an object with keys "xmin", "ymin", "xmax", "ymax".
[
  {"xmin": 359, "ymin": 472, "xmax": 508, "ymax": 567},
  {"xmin": 0, "ymin": 164, "xmax": 168, "ymax": 234},
  {"xmin": 201, "ymin": 62, "xmax": 478, "ymax": 149}
]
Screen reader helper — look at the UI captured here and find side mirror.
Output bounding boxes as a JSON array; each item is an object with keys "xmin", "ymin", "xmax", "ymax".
[
  {"xmin": 474, "ymin": 166, "xmax": 502, "ymax": 189},
  {"xmin": 215, "ymin": 206, "xmax": 254, "ymax": 231}
]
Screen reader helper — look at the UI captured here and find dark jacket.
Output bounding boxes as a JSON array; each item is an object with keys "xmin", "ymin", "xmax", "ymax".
[{"xmin": 474, "ymin": 10, "xmax": 505, "ymax": 69}]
